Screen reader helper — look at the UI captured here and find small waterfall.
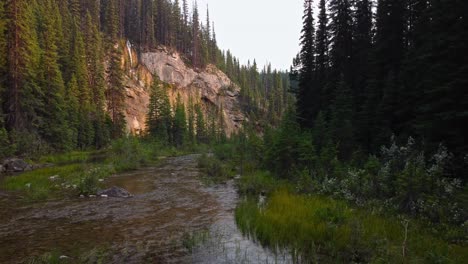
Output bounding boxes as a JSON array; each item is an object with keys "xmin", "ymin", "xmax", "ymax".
[{"xmin": 126, "ymin": 40, "xmax": 133, "ymax": 67}]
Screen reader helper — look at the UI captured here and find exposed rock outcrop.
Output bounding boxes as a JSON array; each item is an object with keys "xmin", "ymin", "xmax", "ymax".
[
  {"xmin": 2, "ymin": 158, "xmax": 32, "ymax": 173},
  {"xmin": 121, "ymin": 44, "xmax": 245, "ymax": 136},
  {"xmin": 97, "ymin": 186, "xmax": 132, "ymax": 198}
]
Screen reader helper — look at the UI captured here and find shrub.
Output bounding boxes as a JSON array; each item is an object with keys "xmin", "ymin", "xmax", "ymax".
[
  {"xmin": 197, "ymin": 154, "xmax": 232, "ymax": 183},
  {"xmin": 237, "ymin": 170, "xmax": 279, "ymax": 196},
  {"xmin": 109, "ymin": 137, "xmax": 149, "ymax": 172}
]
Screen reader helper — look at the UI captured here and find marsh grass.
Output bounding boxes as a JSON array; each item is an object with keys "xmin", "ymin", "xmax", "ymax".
[{"xmin": 236, "ymin": 190, "xmax": 468, "ymax": 263}]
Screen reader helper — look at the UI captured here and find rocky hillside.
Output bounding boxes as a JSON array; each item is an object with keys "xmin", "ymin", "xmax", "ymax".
[{"xmin": 121, "ymin": 42, "xmax": 245, "ymax": 136}]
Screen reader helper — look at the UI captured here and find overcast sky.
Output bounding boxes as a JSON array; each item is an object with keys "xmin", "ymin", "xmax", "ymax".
[{"xmin": 193, "ymin": 0, "xmax": 304, "ymax": 71}]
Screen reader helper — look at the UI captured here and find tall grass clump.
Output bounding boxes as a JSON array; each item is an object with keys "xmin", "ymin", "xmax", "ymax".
[{"xmin": 235, "ymin": 190, "xmax": 468, "ymax": 263}]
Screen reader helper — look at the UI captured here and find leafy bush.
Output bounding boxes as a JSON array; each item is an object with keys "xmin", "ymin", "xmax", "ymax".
[
  {"xmin": 109, "ymin": 137, "xmax": 150, "ymax": 172},
  {"xmin": 237, "ymin": 170, "xmax": 280, "ymax": 196}
]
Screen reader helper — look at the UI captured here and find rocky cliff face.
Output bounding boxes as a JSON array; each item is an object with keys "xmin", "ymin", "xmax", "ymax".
[{"xmin": 121, "ymin": 43, "xmax": 245, "ymax": 136}]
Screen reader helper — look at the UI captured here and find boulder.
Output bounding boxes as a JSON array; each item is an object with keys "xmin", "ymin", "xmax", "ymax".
[
  {"xmin": 2, "ymin": 158, "xmax": 32, "ymax": 172},
  {"xmin": 97, "ymin": 186, "xmax": 132, "ymax": 198}
]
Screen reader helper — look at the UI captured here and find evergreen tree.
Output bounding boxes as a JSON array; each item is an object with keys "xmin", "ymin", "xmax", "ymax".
[
  {"xmin": 187, "ymin": 97, "xmax": 195, "ymax": 145},
  {"xmin": 66, "ymin": 75, "xmax": 80, "ymax": 147},
  {"xmin": 146, "ymin": 76, "xmax": 172, "ymax": 144},
  {"xmin": 37, "ymin": 0, "xmax": 70, "ymax": 150},
  {"xmin": 141, "ymin": 0, "xmax": 156, "ymax": 49},
  {"xmin": 104, "ymin": 0, "xmax": 120, "ymax": 40},
  {"xmin": 315, "ymin": 0, "xmax": 328, "ymax": 87},
  {"xmin": 329, "ymin": 75, "xmax": 354, "ymax": 159},
  {"xmin": 329, "ymin": 0, "xmax": 353, "ymax": 85},
  {"xmin": 6, "ymin": 0, "xmax": 42, "ymax": 132},
  {"xmin": 191, "ymin": 3, "xmax": 200, "ymax": 68},
  {"xmin": 195, "ymin": 104, "xmax": 206, "ymax": 144},
  {"xmin": 106, "ymin": 44, "xmax": 126, "ymax": 138},
  {"xmin": 172, "ymin": 94, "xmax": 187, "ymax": 147},
  {"xmin": 296, "ymin": 0, "xmax": 316, "ymax": 128}
]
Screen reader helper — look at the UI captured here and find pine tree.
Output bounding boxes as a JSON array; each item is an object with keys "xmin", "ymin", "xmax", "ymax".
[
  {"xmin": 141, "ymin": 0, "xmax": 156, "ymax": 49},
  {"xmin": 172, "ymin": 94, "xmax": 187, "ymax": 147},
  {"xmin": 195, "ymin": 104, "xmax": 206, "ymax": 144},
  {"xmin": 329, "ymin": 75, "xmax": 354, "ymax": 159},
  {"xmin": 0, "ymin": 0, "xmax": 7, "ymax": 97},
  {"xmin": 146, "ymin": 76, "xmax": 172, "ymax": 144},
  {"xmin": 0, "ymin": 1, "xmax": 9, "ymax": 154},
  {"xmin": 191, "ymin": 3, "xmax": 200, "ymax": 68},
  {"xmin": 37, "ymin": 0, "xmax": 70, "ymax": 150},
  {"xmin": 84, "ymin": 12, "xmax": 109, "ymax": 148},
  {"xmin": 316, "ymin": 0, "xmax": 329, "ymax": 87},
  {"xmin": 6, "ymin": 0, "xmax": 42, "ymax": 132},
  {"xmin": 104, "ymin": 0, "xmax": 120, "ymax": 41},
  {"xmin": 187, "ymin": 97, "xmax": 195, "ymax": 145},
  {"xmin": 296, "ymin": 0, "xmax": 316, "ymax": 128},
  {"xmin": 329, "ymin": 0, "xmax": 353, "ymax": 85},
  {"xmin": 352, "ymin": 0, "xmax": 373, "ymax": 149},
  {"xmin": 172, "ymin": 0, "xmax": 183, "ymax": 51},
  {"xmin": 66, "ymin": 75, "xmax": 80, "ymax": 147},
  {"xmin": 69, "ymin": 0, "xmax": 81, "ymax": 20},
  {"xmin": 107, "ymin": 44, "xmax": 126, "ymax": 138}
]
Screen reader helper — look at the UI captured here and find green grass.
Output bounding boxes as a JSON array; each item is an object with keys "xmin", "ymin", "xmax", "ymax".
[
  {"xmin": 37, "ymin": 151, "xmax": 93, "ymax": 165},
  {"xmin": 235, "ymin": 190, "xmax": 468, "ymax": 263},
  {"xmin": 1, "ymin": 138, "xmax": 200, "ymax": 201},
  {"xmin": 1, "ymin": 163, "xmax": 114, "ymax": 201}
]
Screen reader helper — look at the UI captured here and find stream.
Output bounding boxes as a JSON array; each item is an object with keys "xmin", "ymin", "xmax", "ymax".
[{"xmin": 0, "ymin": 155, "xmax": 291, "ymax": 263}]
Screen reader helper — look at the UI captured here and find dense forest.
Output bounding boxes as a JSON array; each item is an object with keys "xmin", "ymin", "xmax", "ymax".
[
  {"xmin": 0, "ymin": 0, "xmax": 290, "ymax": 158},
  {"xmin": 291, "ymin": 0, "xmax": 468, "ymax": 177},
  {"xmin": 251, "ymin": 0, "xmax": 468, "ymax": 227},
  {"xmin": 0, "ymin": 0, "xmax": 467, "ymax": 262}
]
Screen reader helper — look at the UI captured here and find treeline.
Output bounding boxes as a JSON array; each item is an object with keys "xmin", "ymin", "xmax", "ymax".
[
  {"xmin": 0, "ymin": 0, "xmax": 291, "ymax": 158},
  {"xmin": 292, "ymin": 0, "xmax": 467, "ymax": 177},
  {"xmin": 0, "ymin": 0, "xmax": 122, "ymax": 157}
]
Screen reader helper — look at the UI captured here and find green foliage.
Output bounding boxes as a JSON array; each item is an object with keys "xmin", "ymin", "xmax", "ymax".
[
  {"xmin": 236, "ymin": 190, "xmax": 468, "ymax": 263},
  {"xmin": 109, "ymin": 137, "xmax": 149, "ymax": 172},
  {"xmin": 237, "ymin": 170, "xmax": 280, "ymax": 196},
  {"xmin": 146, "ymin": 77, "xmax": 172, "ymax": 145},
  {"xmin": 0, "ymin": 127, "xmax": 13, "ymax": 159},
  {"xmin": 197, "ymin": 153, "xmax": 233, "ymax": 184},
  {"xmin": 172, "ymin": 94, "xmax": 187, "ymax": 147}
]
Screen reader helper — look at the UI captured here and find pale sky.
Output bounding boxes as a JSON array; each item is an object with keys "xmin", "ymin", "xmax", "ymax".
[{"xmin": 193, "ymin": 0, "xmax": 304, "ymax": 71}]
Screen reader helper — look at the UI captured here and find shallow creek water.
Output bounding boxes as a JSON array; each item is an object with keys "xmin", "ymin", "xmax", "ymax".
[{"xmin": 0, "ymin": 155, "xmax": 291, "ymax": 263}]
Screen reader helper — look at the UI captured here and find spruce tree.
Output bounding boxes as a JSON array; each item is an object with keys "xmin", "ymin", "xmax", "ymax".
[
  {"xmin": 296, "ymin": 0, "xmax": 316, "ymax": 128},
  {"xmin": 141, "ymin": 0, "xmax": 156, "ymax": 50},
  {"xmin": 6, "ymin": 0, "xmax": 42, "ymax": 132},
  {"xmin": 146, "ymin": 76, "xmax": 172, "ymax": 144},
  {"xmin": 191, "ymin": 3, "xmax": 200, "ymax": 68},
  {"xmin": 37, "ymin": 0, "xmax": 70, "ymax": 150},
  {"xmin": 316, "ymin": 0, "xmax": 329, "ymax": 87},
  {"xmin": 172, "ymin": 94, "xmax": 187, "ymax": 147},
  {"xmin": 195, "ymin": 104, "xmax": 206, "ymax": 144},
  {"xmin": 329, "ymin": 0, "xmax": 353, "ymax": 85},
  {"xmin": 107, "ymin": 44, "xmax": 126, "ymax": 138}
]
